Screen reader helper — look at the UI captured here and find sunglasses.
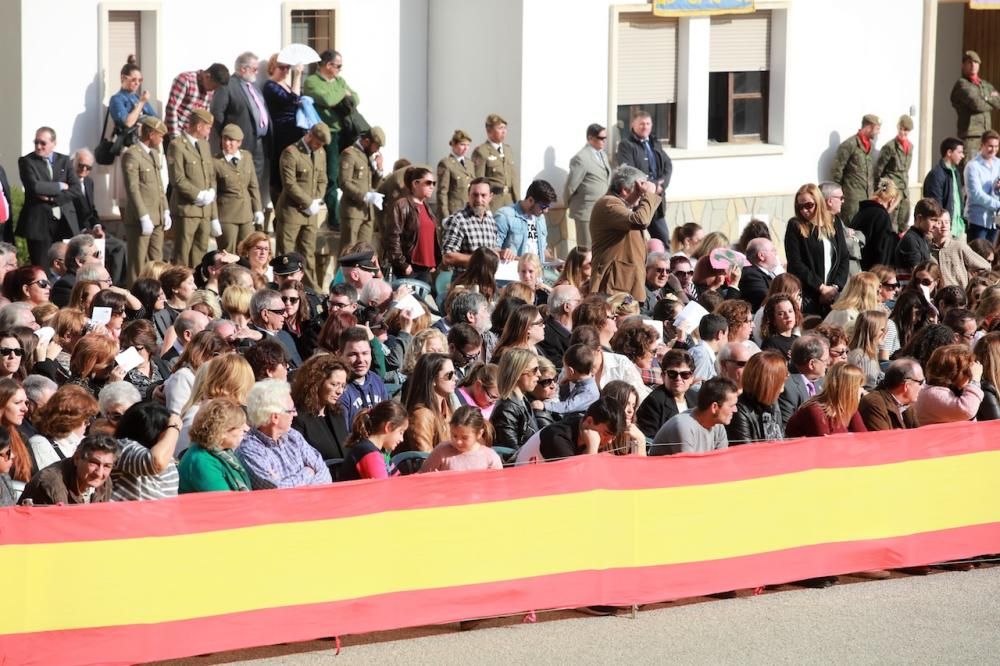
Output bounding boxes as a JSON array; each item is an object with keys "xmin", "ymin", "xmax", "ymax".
[
  {"xmin": 417, "ymin": 179, "xmax": 437, "ymax": 186},
  {"xmin": 796, "ymin": 201, "xmax": 817, "ymax": 210},
  {"xmin": 916, "ymin": 278, "xmax": 934, "ymax": 287},
  {"xmin": 673, "ymin": 270, "xmax": 694, "ymax": 277},
  {"xmin": 523, "ymin": 366, "xmax": 540, "ymax": 375},
  {"xmin": 28, "ymin": 279, "xmax": 50, "ymax": 288},
  {"xmin": 724, "ymin": 359, "xmax": 749, "ymax": 368},
  {"xmin": 596, "ymin": 135, "xmax": 608, "ymax": 140},
  {"xmin": 881, "ymin": 281, "xmax": 900, "ymax": 290},
  {"xmin": 654, "ymin": 268, "xmax": 669, "ymax": 274},
  {"xmin": 0, "ymin": 448, "xmax": 11, "ymax": 460},
  {"xmin": 78, "ymin": 164, "xmax": 94, "ymax": 172},
  {"xmin": 282, "ymin": 296, "xmax": 300, "ymax": 305},
  {"xmin": 537, "ymin": 377, "xmax": 556, "ymax": 387},
  {"xmin": 0, "ymin": 347, "xmax": 24, "ymax": 358},
  {"xmin": 266, "ymin": 308, "xmax": 287, "ymax": 316},
  {"xmin": 665, "ymin": 369, "xmax": 693, "ymax": 380},
  {"xmin": 441, "ymin": 370, "xmax": 456, "ymax": 380}
]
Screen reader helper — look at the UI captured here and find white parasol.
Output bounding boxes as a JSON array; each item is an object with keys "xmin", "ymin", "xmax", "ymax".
[{"xmin": 277, "ymin": 43, "xmax": 320, "ymax": 66}]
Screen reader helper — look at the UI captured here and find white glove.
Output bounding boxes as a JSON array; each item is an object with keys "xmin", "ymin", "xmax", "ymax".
[
  {"xmin": 163, "ymin": 210, "xmax": 172, "ymax": 232},
  {"xmin": 194, "ymin": 190, "xmax": 209, "ymax": 206},
  {"xmin": 253, "ymin": 211, "xmax": 265, "ymax": 225},
  {"xmin": 204, "ymin": 188, "xmax": 216, "ymax": 205},
  {"xmin": 210, "ymin": 219, "xmax": 222, "ymax": 237},
  {"xmin": 364, "ymin": 191, "xmax": 385, "ymax": 211},
  {"xmin": 306, "ymin": 200, "xmax": 321, "ymax": 216},
  {"xmin": 139, "ymin": 215, "xmax": 153, "ymax": 236}
]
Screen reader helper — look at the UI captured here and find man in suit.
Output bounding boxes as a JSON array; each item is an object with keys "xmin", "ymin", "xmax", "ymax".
[
  {"xmin": 777, "ymin": 335, "xmax": 830, "ymax": 428},
  {"xmin": 277, "ymin": 122, "xmax": 329, "ymax": 291},
  {"xmin": 250, "ymin": 288, "xmax": 303, "ymax": 369},
  {"xmin": 50, "ymin": 234, "xmax": 101, "ymax": 307},
  {"xmin": 211, "ymin": 52, "xmax": 270, "ymax": 208},
  {"xmin": 71, "ymin": 149, "xmax": 127, "ymax": 285},
  {"xmin": 436, "ymin": 130, "xmax": 475, "ymax": 219},
  {"xmin": 16, "ymin": 127, "xmax": 83, "ymax": 266},
  {"xmin": 161, "ymin": 309, "xmax": 210, "ymax": 369},
  {"xmin": 739, "ymin": 237, "xmax": 780, "ymax": 312},
  {"xmin": 565, "ymin": 123, "xmax": 611, "ymax": 247},
  {"xmin": 122, "ymin": 116, "xmax": 171, "ymax": 285},
  {"xmin": 858, "ymin": 359, "xmax": 922, "ymax": 431},
  {"xmin": 214, "ymin": 123, "xmax": 264, "ymax": 253},
  {"xmin": 168, "ymin": 108, "xmax": 219, "ymax": 267},
  {"xmin": 615, "ymin": 111, "xmax": 672, "ymax": 246},
  {"xmin": 338, "ymin": 126, "xmax": 385, "ymax": 247},
  {"xmin": 472, "ymin": 114, "xmax": 518, "ymax": 212}
]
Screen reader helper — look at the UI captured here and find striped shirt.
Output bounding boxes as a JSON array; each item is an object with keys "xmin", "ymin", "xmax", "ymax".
[{"xmin": 111, "ymin": 439, "xmax": 179, "ymax": 501}]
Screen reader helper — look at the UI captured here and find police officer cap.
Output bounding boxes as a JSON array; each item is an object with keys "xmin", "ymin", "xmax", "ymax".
[
  {"xmin": 309, "ymin": 122, "xmax": 332, "ymax": 145},
  {"xmin": 271, "ymin": 252, "xmax": 305, "ymax": 275},
  {"xmin": 861, "ymin": 114, "xmax": 881, "ymax": 127},
  {"xmin": 339, "ymin": 250, "xmax": 378, "ymax": 271},
  {"xmin": 364, "ymin": 126, "xmax": 386, "ymax": 147},
  {"xmin": 189, "ymin": 108, "xmax": 214, "ymax": 126},
  {"xmin": 221, "ymin": 123, "xmax": 244, "ymax": 141},
  {"xmin": 964, "ymin": 50, "xmax": 982, "ymax": 64},
  {"xmin": 485, "ymin": 113, "xmax": 507, "ymax": 128},
  {"xmin": 451, "ymin": 129, "xmax": 472, "ymax": 144},
  {"xmin": 140, "ymin": 116, "xmax": 168, "ymax": 135},
  {"xmin": 898, "ymin": 114, "xmax": 914, "ymax": 131}
]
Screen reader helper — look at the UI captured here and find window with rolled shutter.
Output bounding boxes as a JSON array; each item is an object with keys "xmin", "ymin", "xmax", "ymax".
[
  {"xmin": 615, "ymin": 12, "xmax": 678, "ymax": 147},
  {"xmin": 708, "ymin": 11, "xmax": 771, "ymax": 143},
  {"xmin": 108, "ymin": 11, "xmax": 141, "ymax": 94}
]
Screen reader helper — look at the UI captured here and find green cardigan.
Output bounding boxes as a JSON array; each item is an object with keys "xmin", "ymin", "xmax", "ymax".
[{"xmin": 178, "ymin": 445, "xmax": 251, "ymax": 493}]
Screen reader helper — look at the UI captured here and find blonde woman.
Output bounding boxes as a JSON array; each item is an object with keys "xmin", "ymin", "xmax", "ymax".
[
  {"xmin": 822, "ymin": 271, "xmax": 882, "ymax": 339},
  {"xmin": 489, "ymin": 348, "xmax": 540, "ymax": 450},
  {"xmin": 784, "ymin": 183, "xmax": 849, "ymax": 315},
  {"xmin": 853, "ymin": 177, "xmax": 900, "ymax": 270},
  {"xmin": 400, "ymin": 328, "xmax": 448, "ymax": 380},
  {"xmin": 785, "ymin": 363, "xmax": 867, "ymax": 436},
  {"xmin": 220, "ymin": 285, "xmax": 262, "ymax": 342},
  {"xmin": 691, "ymin": 231, "xmax": 729, "ymax": 260},
  {"xmin": 517, "ymin": 253, "xmax": 550, "ymax": 305},
  {"xmin": 176, "ymin": 353, "xmax": 256, "ymax": 456},
  {"xmin": 846, "ymin": 310, "xmax": 887, "ymax": 390}
]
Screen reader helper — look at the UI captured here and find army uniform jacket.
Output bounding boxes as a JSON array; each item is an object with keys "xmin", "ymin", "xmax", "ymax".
[
  {"xmin": 167, "ymin": 136, "xmax": 218, "ymax": 220},
  {"xmin": 951, "ymin": 76, "xmax": 1000, "ymax": 139},
  {"xmin": 121, "ymin": 143, "xmax": 168, "ymax": 225},
  {"xmin": 214, "ymin": 150, "xmax": 262, "ymax": 225},
  {"xmin": 278, "ymin": 140, "xmax": 326, "ymax": 227},
  {"xmin": 436, "ymin": 153, "xmax": 474, "ymax": 218},
  {"xmin": 875, "ymin": 139, "xmax": 912, "ymax": 199},
  {"xmin": 831, "ymin": 134, "xmax": 874, "ymax": 201},
  {"xmin": 472, "ymin": 142, "xmax": 518, "ymax": 201},
  {"xmin": 338, "ymin": 144, "xmax": 383, "ymax": 224}
]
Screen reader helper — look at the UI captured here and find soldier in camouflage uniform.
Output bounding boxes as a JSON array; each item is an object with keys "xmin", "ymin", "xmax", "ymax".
[
  {"xmin": 876, "ymin": 115, "xmax": 914, "ymax": 232},
  {"xmin": 951, "ymin": 50, "xmax": 1000, "ymax": 162},
  {"xmin": 831, "ymin": 114, "xmax": 881, "ymax": 225}
]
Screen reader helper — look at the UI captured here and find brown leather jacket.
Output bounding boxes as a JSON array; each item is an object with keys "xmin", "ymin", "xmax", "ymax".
[{"xmin": 383, "ymin": 197, "xmax": 441, "ymax": 278}]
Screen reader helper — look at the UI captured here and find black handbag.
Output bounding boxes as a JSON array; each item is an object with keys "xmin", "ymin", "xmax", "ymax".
[{"xmin": 94, "ymin": 107, "xmax": 138, "ymax": 165}]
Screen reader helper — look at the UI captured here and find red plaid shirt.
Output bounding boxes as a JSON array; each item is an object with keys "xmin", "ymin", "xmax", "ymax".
[{"xmin": 164, "ymin": 70, "xmax": 213, "ymax": 136}]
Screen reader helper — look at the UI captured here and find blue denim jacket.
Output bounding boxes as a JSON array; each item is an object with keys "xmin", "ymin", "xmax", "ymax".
[{"xmin": 495, "ymin": 202, "xmax": 547, "ymax": 257}]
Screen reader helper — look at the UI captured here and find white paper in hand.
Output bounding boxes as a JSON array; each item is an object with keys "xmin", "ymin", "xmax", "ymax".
[
  {"xmin": 33, "ymin": 326, "xmax": 55, "ymax": 346},
  {"xmin": 91, "ymin": 306, "xmax": 113, "ymax": 326},
  {"xmin": 92, "ymin": 238, "xmax": 106, "ymax": 261},
  {"xmin": 673, "ymin": 301, "xmax": 709, "ymax": 337},
  {"xmin": 395, "ymin": 294, "xmax": 426, "ymax": 320},
  {"xmin": 495, "ymin": 260, "xmax": 519, "ymax": 282},
  {"xmin": 115, "ymin": 346, "xmax": 144, "ymax": 374}
]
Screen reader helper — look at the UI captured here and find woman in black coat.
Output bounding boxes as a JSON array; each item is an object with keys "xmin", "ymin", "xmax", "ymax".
[
  {"xmin": 490, "ymin": 349, "xmax": 541, "ymax": 450},
  {"xmin": 853, "ymin": 179, "xmax": 901, "ymax": 271},
  {"xmin": 725, "ymin": 351, "xmax": 788, "ymax": 444},
  {"xmin": 975, "ymin": 332, "xmax": 1000, "ymax": 422},
  {"xmin": 784, "ymin": 184, "xmax": 850, "ymax": 316},
  {"xmin": 290, "ymin": 356, "xmax": 350, "ymax": 461}
]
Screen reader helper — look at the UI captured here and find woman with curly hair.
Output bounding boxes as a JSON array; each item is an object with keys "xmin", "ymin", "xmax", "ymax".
[
  {"xmin": 291, "ymin": 355, "xmax": 350, "ymax": 460},
  {"xmin": 760, "ymin": 294, "xmax": 801, "ymax": 359},
  {"xmin": 179, "ymin": 398, "xmax": 252, "ymax": 493},
  {"xmin": 452, "ymin": 247, "xmax": 499, "ymax": 303},
  {"xmin": 176, "ymin": 353, "xmax": 256, "ymax": 456},
  {"xmin": 894, "ymin": 324, "xmax": 958, "ymax": 368},
  {"xmin": 553, "ymin": 245, "xmax": 591, "ymax": 293},
  {"xmin": 491, "ymin": 304, "xmax": 545, "ymax": 363},
  {"xmin": 398, "ymin": 352, "xmax": 456, "ymax": 453},
  {"xmin": 610, "ymin": 321, "xmax": 660, "ymax": 386},
  {"xmin": 28, "ymin": 384, "xmax": 99, "ymax": 471},
  {"xmin": 715, "ymin": 299, "xmax": 757, "ymax": 351},
  {"xmin": 751, "ymin": 272, "xmax": 802, "ymax": 345},
  {"xmin": 914, "ymin": 344, "xmax": 984, "ymax": 426}
]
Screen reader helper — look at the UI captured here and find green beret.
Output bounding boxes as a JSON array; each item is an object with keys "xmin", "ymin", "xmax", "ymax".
[
  {"xmin": 862, "ymin": 114, "xmax": 881, "ymax": 127},
  {"xmin": 898, "ymin": 114, "xmax": 914, "ymax": 131},
  {"xmin": 221, "ymin": 123, "xmax": 244, "ymax": 141},
  {"xmin": 368, "ymin": 126, "xmax": 386, "ymax": 147},
  {"xmin": 485, "ymin": 113, "xmax": 507, "ymax": 128},
  {"xmin": 189, "ymin": 108, "xmax": 214, "ymax": 126},
  {"xmin": 309, "ymin": 122, "xmax": 331, "ymax": 145},
  {"xmin": 964, "ymin": 50, "xmax": 981, "ymax": 64},
  {"xmin": 140, "ymin": 116, "xmax": 167, "ymax": 135}
]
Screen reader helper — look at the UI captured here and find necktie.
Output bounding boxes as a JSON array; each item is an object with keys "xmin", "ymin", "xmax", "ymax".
[
  {"xmin": 0, "ymin": 181, "xmax": 8, "ymax": 224},
  {"xmin": 459, "ymin": 157, "xmax": 465, "ymax": 167},
  {"xmin": 806, "ymin": 379, "xmax": 816, "ymax": 397},
  {"xmin": 598, "ymin": 150, "xmax": 608, "ymax": 172},
  {"xmin": 642, "ymin": 139, "xmax": 657, "ymax": 179},
  {"xmin": 497, "ymin": 145, "xmax": 503, "ymax": 157},
  {"xmin": 46, "ymin": 159, "xmax": 53, "ymax": 179},
  {"xmin": 246, "ymin": 82, "xmax": 268, "ymax": 132},
  {"xmin": 231, "ymin": 156, "xmax": 239, "ymax": 167}
]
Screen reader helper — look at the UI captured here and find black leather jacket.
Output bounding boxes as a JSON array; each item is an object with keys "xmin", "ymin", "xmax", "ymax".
[
  {"xmin": 490, "ymin": 394, "xmax": 539, "ymax": 450},
  {"xmin": 726, "ymin": 394, "xmax": 784, "ymax": 445},
  {"xmin": 977, "ymin": 380, "xmax": 1000, "ymax": 422}
]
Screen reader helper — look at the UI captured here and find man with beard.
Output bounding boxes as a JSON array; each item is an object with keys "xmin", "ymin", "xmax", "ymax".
[
  {"xmin": 831, "ymin": 114, "xmax": 880, "ymax": 223},
  {"xmin": 336, "ymin": 325, "xmax": 388, "ymax": 429},
  {"xmin": 441, "ymin": 177, "xmax": 514, "ymax": 272}
]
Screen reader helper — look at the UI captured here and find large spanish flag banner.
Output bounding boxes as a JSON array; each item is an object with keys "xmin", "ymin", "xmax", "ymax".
[{"xmin": 3, "ymin": 421, "xmax": 1000, "ymax": 665}]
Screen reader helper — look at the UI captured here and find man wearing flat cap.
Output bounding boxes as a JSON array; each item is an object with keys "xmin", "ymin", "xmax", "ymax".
[
  {"xmin": 472, "ymin": 114, "xmax": 518, "ymax": 212},
  {"xmin": 876, "ymin": 114, "xmax": 915, "ymax": 231},
  {"xmin": 338, "ymin": 127, "xmax": 386, "ymax": 247},
  {"xmin": 214, "ymin": 123, "xmax": 263, "ymax": 253},
  {"xmin": 122, "ymin": 116, "xmax": 170, "ymax": 284},
  {"xmin": 831, "ymin": 114, "xmax": 880, "ymax": 224},
  {"xmin": 952, "ymin": 50, "xmax": 1000, "ymax": 161},
  {"xmin": 168, "ymin": 108, "xmax": 219, "ymax": 267},
  {"xmin": 277, "ymin": 122, "xmax": 328, "ymax": 291},
  {"xmin": 437, "ymin": 130, "xmax": 475, "ymax": 218}
]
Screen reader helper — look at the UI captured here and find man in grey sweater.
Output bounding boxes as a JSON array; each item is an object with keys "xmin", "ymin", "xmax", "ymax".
[{"xmin": 653, "ymin": 377, "xmax": 738, "ymax": 454}]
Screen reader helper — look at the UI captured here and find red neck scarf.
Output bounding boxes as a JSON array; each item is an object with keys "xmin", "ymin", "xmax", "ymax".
[
  {"xmin": 969, "ymin": 74, "xmax": 982, "ymax": 85},
  {"xmin": 897, "ymin": 135, "xmax": 911, "ymax": 155},
  {"xmin": 857, "ymin": 131, "xmax": 872, "ymax": 153}
]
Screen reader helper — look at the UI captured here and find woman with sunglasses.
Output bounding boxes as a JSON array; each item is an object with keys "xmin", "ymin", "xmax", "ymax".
[
  {"xmin": 280, "ymin": 278, "xmax": 319, "ymax": 360},
  {"xmin": 455, "ymin": 362, "xmax": 500, "ymax": 419},
  {"xmin": 491, "ymin": 304, "xmax": 546, "ymax": 363},
  {"xmin": 88, "ymin": 290, "xmax": 132, "ymax": 341},
  {"xmin": 263, "ymin": 54, "xmax": 304, "ymax": 197},
  {"xmin": 527, "ymin": 356, "xmax": 558, "ymax": 429},
  {"xmin": 397, "ymin": 352, "xmax": 456, "ymax": 454},
  {"xmin": 902, "ymin": 261, "xmax": 942, "ymax": 306},
  {"xmin": 27, "ymin": 384, "xmax": 99, "ymax": 472},
  {"xmin": 490, "ymin": 348, "xmax": 541, "ymax": 450},
  {"xmin": 636, "ymin": 349, "xmax": 697, "ymax": 440},
  {"xmin": 3, "ymin": 266, "xmax": 51, "ymax": 306},
  {"xmin": 726, "ymin": 351, "xmax": 788, "ymax": 445},
  {"xmin": 784, "ymin": 183, "xmax": 849, "ymax": 316},
  {"xmin": 383, "ymin": 166, "xmax": 441, "ymax": 286},
  {"xmin": 0, "ymin": 331, "xmax": 24, "ymax": 382}
]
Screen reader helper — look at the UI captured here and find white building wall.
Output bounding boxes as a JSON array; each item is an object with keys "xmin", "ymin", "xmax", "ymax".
[{"xmin": 933, "ymin": 2, "xmax": 965, "ymax": 156}]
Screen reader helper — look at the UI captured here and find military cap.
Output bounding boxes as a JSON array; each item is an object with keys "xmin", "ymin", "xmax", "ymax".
[
  {"xmin": 861, "ymin": 114, "xmax": 881, "ymax": 127},
  {"xmin": 366, "ymin": 126, "xmax": 386, "ymax": 147},
  {"xmin": 339, "ymin": 250, "xmax": 378, "ymax": 272},
  {"xmin": 451, "ymin": 129, "xmax": 472, "ymax": 144},
  {"xmin": 898, "ymin": 114, "xmax": 914, "ymax": 131},
  {"xmin": 190, "ymin": 108, "xmax": 214, "ymax": 126},
  {"xmin": 221, "ymin": 123, "xmax": 244, "ymax": 141},
  {"xmin": 140, "ymin": 116, "xmax": 167, "ymax": 135},
  {"xmin": 964, "ymin": 50, "xmax": 981, "ymax": 64},
  {"xmin": 271, "ymin": 252, "xmax": 305, "ymax": 275},
  {"xmin": 485, "ymin": 113, "xmax": 507, "ymax": 128},
  {"xmin": 309, "ymin": 122, "xmax": 332, "ymax": 145}
]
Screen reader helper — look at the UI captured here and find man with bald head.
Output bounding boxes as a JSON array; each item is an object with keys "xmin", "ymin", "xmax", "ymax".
[
  {"xmin": 162, "ymin": 309, "xmax": 210, "ymax": 369},
  {"xmin": 717, "ymin": 342, "xmax": 753, "ymax": 388},
  {"xmin": 538, "ymin": 284, "xmax": 581, "ymax": 370},
  {"xmin": 739, "ymin": 237, "xmax": 779, "ymax": 311},
  {"xmin": 859, "ymin": 359, "xmax": 923, "ymax": 431}
]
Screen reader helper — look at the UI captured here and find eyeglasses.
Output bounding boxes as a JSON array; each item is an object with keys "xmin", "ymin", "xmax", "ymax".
[
  {"xmin": 78, "ymin": 164, "xmax": 94, "ymax": 172},
  {"xmin": 906, "ymin": 377, "xmax": 926, "ymax": 386},
  {"xmin": 28, "ymin": 279, "xmax": 50, "ymax": 288},
  {"xmin": 484, "ymin": 388, "xmax": 500, "ymax": 402},
  {"xmin": 523, "ymin": 366, "xmax": 540, "ymax": 375},
  {"xmin": 537, "ymin": 377, "xmax": 556, "ymax": 387},
  {"xmin": 329, "ymin": 300, "xmax": 351, "ymax": 309},
  {"xmin": 916, "ymin": 278, "xmax": 934, "ymax": 287},
  {"xmin": 441, "ymin": 370, "xmax": 455, "ymax": 380},
  {"xmin": 111, "ymin": 308, "xmax": 126, "ymax": 316},
  {"xmin": 282, "ymin": 296, "xmax": 300, "ymax": 305},
  {"xmin": 531, "ymin": 319, "xmax": 544, "ymax": 327},
  {"xmin": 33, "ymin": 140, "xmax": 49, "ymax": 146},
  {"xmin": 881, "ymin": 281, "xmax": 900, "ymax": 290},
  {"xmin": 723, "ymin": 359, "xmax": 749, "ymax": 368},
  {"xmin": 0, "ymin": 347, "xmax": 23, "ymax": 358},
  {"xmin": 252, "ymin": 245, "xmax": 270, "ymax": 253},
  {"xmin": 460, "ymin": 349, "xmax": 481, "ymax": 363},
  {"xmin": 665, "ymin": 369, "xmax": 694, "ymax": 380},
  {"xmin": 417, "ymin": 179, "xmax": 437, "ymax": 186}
]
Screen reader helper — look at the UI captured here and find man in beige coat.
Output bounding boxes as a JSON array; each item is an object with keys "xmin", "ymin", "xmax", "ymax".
[
  {"xmin": 214, "ymin": 123, "xmax": 263, "ymax": 252},
  {"xmin": 589, "ymin": 165, "xmax": 661, "ymax": 301},
  {"xmin": 276, "ymin": 122, "xmax": 329, "ymax": 290},
  {"xmin": 121, "ymin": 116, "xmax": 170, "ymax": 285},
  {"xmin": 338, "ymin": 127, "xmax": 386, "ymax": 247},
  {"xmin": 167, "ymin": 108, "xmax": 219, "ymax": 266}
]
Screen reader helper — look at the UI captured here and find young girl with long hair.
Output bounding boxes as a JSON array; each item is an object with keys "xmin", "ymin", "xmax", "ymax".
[
  {"xmin": 341, "ymin": 401, "xmax": 409, "ymax": 481},
  {"xmin": 419, "ymin": 406, "xmax": 504, "ymax": 472}
]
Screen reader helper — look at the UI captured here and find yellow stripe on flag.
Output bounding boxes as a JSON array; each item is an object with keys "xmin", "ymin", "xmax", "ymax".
[{"xmin": 4, "ymin": 451, "xmax": 1000, "ymax": 635}]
